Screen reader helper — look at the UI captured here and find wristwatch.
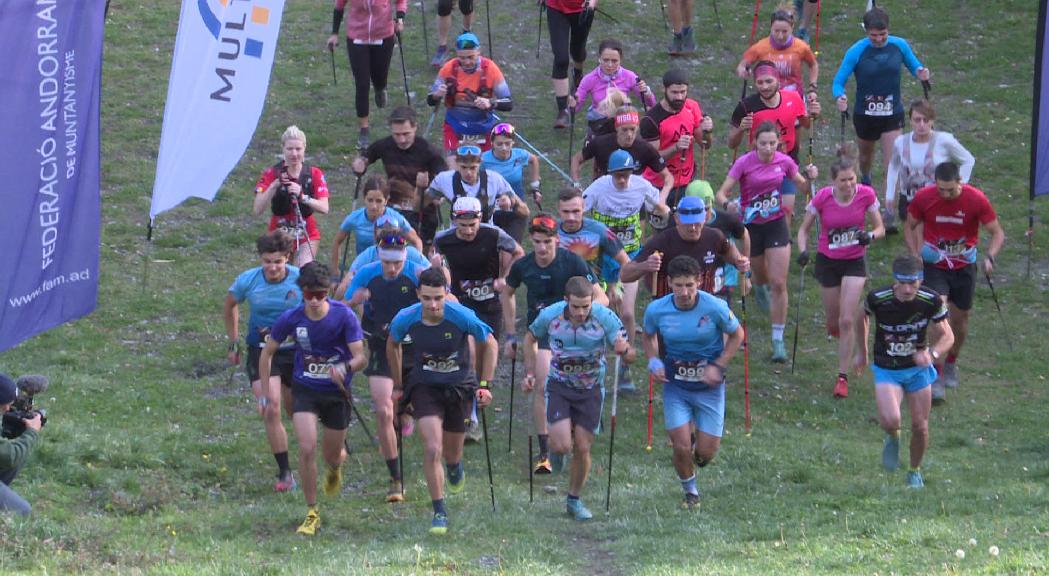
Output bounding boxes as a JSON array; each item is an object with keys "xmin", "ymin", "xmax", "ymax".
[{"xmin": 930, "ymin": 349, "xmax": 940, "ymax": 361}]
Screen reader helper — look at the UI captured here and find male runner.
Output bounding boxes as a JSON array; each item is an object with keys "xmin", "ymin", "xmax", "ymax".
[
  {"xmin": 667, "ymin": 0, "xmax": 698, "ymax": 56},
  {"xmin": 259, "ymin": 262, "xmax": 366, "ymax": 536},
  {"xmin": 387, "ymin": 266, "xmax": 497, "ymax": 534},
  {"xmin": 430, "ymin": 0, "xmax": 475, "ymax": 67},
  {"xmin": 681, "ymin": 180, "xmax": 751, "ymax": 302},
  {"xmin": 503, "ymin": 214, "xmax": 599, "ymax": 473},
  {"xmin": 729, "ymin": 61, "xmax": 819, "ymax": 161},
  {"xmin": 904, "ymin": 161, "xmax": 1004, "ymax": 403},
  {"xmin": 345, "ymin": 236, "xmax": 428, "ymax": 502},
  {"xmin": 524, "ymin": 276, "xmax": 633, "ymax": 520},
  {"xmin": 643, "ymin": 256, "xmax": 744, "ymax": 510},
  {"xmin": 428, "ymin": 145, "xmax": 524, "ymax": 227},
  {"xmin": 855, "ymin": 255, "xmax": 954, "ymax": 488}
]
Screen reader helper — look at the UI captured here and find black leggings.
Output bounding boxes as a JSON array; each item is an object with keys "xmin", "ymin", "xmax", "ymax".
[
  {"xmin": 546, "ymin": 6, "xmax": 591, "ymax": 79},
  {"xmin": 347, "ymin": 37, "xmax": 395, "ymax": 119},
  {"xmin": 437, "ymin": 0, "xmax": 474, "ymax": 16}
]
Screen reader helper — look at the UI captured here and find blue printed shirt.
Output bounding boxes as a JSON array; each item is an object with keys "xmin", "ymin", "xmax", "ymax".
[{"xmin": 529, "ymin": 301, "xmax": 624, "ymax": 390}]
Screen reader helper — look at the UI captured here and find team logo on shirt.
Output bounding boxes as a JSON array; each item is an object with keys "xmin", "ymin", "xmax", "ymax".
[
  {"xmin": 697, "ymin": 315, "xmax": 711, "ymax": 328},
  {"xmin": 444, "ymin": 332, "xmax": 453, "ymax": 340},
  {"xmin": 703, "ymin": 251, "xmax": 715, "ymax": 265}
]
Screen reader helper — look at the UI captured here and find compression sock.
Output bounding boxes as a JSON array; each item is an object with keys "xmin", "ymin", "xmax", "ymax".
[
  {"xmin": 680, "ymin": 474, "xmax": 699, "ymax": 495},
  {"xmin": 538, "ymin": 434, "xmax": 550, "ymax": 458},
  {"xmin": 386, "ymin": 458, "xmax": 400, "ymax": 481},
  {"xmin": 772, "ymin": 324, "xmax": 786, "ymax": 342},
  {"xmin": 556, "ymin": 95, "xmax": 568, "ymax": 113},
  {"xmin": 275, "ymin": 451, "xmax": 290, "ymax": 474}
]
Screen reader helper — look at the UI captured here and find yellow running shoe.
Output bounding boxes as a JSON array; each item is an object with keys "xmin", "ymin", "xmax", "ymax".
[{"xmin": 297, "ymin": 508, "xmax": 320, "ymax": 536}]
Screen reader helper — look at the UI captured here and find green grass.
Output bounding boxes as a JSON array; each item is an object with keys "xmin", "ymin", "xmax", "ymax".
[{"xmin": 2, "ymin": 0, "xmax": 1049, "ymax": 574}]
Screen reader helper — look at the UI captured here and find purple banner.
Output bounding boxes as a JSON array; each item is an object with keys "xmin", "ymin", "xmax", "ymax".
[
  {"xmin": 1035, "ymin": 0, "xmax": 1049, "ymax": 198},
  {"xmin": 0, "ymin": 0, "xmax": 105, "ymax": 352}
]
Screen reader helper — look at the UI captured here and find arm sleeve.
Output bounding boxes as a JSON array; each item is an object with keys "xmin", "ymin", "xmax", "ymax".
[
  {"xmin": 268, "ymin": 310, "xmax": 294, "ymax": 343},
  {"xmin": 340, "ymin": 211, "xmax": 358, "ymax": 234},
  {"xmin": 639, "ymin": 114, "xmax": 661, "ymax": 141},
  {"xmin": 389, "ymin": 308, "xmax": 415, "ymax": 342},
  {"xmin": 348, "ymin": 264, "xmax": 377, "ymax": 294},
  {"xmin": 349, "ymin": 248, "xmax": 372, "ymax": 273},
  {"xmin": 642, "ymin": 143, "xmax": 666, "ymax": 172},
  {"xmin": 891, "ymin": 37, "xmax": 924, "ymax": 76},
  {"xmin": 977, "ymin": 191, "xmax": 998, "ymax": 225},
  {"xmin": 495, "ymin": 226, "xmax": 519, "ymax": 253},
  {"xmin": 729, "ymin": 101, "xmax": 747, "ymax": 128},
  {"xmin": 342, "ymin": 307, "xmax": 364, "ymax": 344},
  {"xmin": 528, "ymin": 303, "xmax": 559, "ymax": 339},
  {"xmin": 407, "ymin": 247, "xmax": 431, "ymax": 269},
  {"xmin": 597, "ymin": 304, "xmax": 626, "ymax": 345},
  {"xmin": 715, "ymin": 298, "xmax": 740, "ymax": 333},
  {"xmin": 642, "ymin": 180, "xmax": 660, "ymax": 210},
  {"xmin": 229, "ymin": 271, "xmax": 249, "ymax": 302},
  {"xmin": 574, "ymin": 74, "xmax": 595, "ymax": 112},
  {"xmin": 942, "ymin": 133, "xmax": 976, "ymax": 183},
  {"xmin": 642, "ymin": 302, "xmax": 659, "ymax": 335},
  {"xmin": 832, "ymin": 40, "xmax": 866, "ymax": 98},
  {"xmin": 506, "ymin": 258, "xmax": 523, "ymax": 289},
  {"xmin": 255, "ymin": 167, "xmax": 277, "ymax": 194}
]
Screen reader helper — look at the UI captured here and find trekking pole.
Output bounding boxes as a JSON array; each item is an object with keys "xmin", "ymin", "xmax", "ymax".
[
  {"xmin": 741, "ymin": 271, "xmax": 751, "ymax": 434},
  {"xmin": 396, "ymin": 405, "xmax": 405, "ymax": 498},
  {"xmin": 984, "ymin": 269, "xmax": 1012, "ymax": 348},
  {"xmin": 921, "ymin": 79, "xmax": 931, "ymax": 101},
  {"xmin": 485, "ymin": 0, "xmax": 494, "ymax": 61},
  {"xmin": 700, "ymin": 128, "xmax": 712, "ymax": 180},
  {"xmin": 424, "ymin": 103, "xmax": 439, "ymax": 139},
  {"xmin": 637, "ymin": 78, "xmax": 648, "ymax": 113},
  {"xmin": 528, "ymin": 392, "xmax": 535, "ymax": 503},
  {"xmin": 605, "ymin": 355, "xmax": 622, "ymax": 512},
  {"xmin": 711, "ymin": 0, "xmax": 723, "ymax": 30},
  {"xmin": 329, "ymin": 45, "xmax": 337, "ymax": 86},
  {"xmin": 480, "ymin": 400, "xmax": 496, "ymax": 511},
  {"xmin": 645, "ymin": 373, "xmax": 654, "ymax": 452},
  {"xmin": 536, "ymin": 1, "xmax": 544, "ymax": 59},
  {"xmin": 420, "ymin": 0, "xmax": 430, "ymax": 58},
  {"xmin": 493, "ymin": 113, "xmax": 575, "ymax": 185},
  {"xmin": 790, "ymin": 262, "xmax": 806, "ymax": 375},
  {"xmin": 814, "ymin": 0, "xmax": 821, "ymax": 55},
  {"xmin": 839, "ymin": 110, "xmax": 848, "ymax": 147},
  {"xmin": 507, "ymin": 343, "xmax": 517, "ymax": 453},
  {"xmin": 568, "ymin": 106, "xmax": 576, "ymax": 170},
  {"xmin": 658, "ymin": 0, "xmax": 668, "ymax": 31},
  {"xmin": 740, "ymin": 0, "xmax": 762, "ymax": 99},
  {"xmin": 396, "ymin": 32, "xmax": 411, "ymax": 105},
  {"xmin": 350, "ymin": 399, "xmax": 379, "ymax": 446}
]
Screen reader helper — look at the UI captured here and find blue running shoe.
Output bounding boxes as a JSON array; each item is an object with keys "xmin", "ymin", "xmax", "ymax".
[
  {"xmin": 567, "ymin": 498, "xmax": 593, "ymax": 521},
  {"xmin": 771, "ymin": 339, "xmax": 788, "ymax": 363},
  {"xmin": 882, "ymin": 434, "xmax": 900, "ymax": 471},
  {"xmin": 907, "ymin": 470, "xmax": 925, "ymax": 490},
  {"xmin": 430, "ymin": 512, "xmax": 449, "ymax": 534}
]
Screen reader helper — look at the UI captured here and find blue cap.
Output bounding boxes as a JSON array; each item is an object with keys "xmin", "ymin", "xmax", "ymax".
[
  {"xmin": 0, "ymin": 373, "xmax": 16, "ymax": 405},
  {"xmin": 608, "ymin": 150, "xmax": 638, "ymax": 173},
  {"xmin": 456, "ymin": 32, "xmax": 481, "ymax": 50},
  {"xmin": 676, "ymin": 196, "xmax": 707, "ymax": 224}
]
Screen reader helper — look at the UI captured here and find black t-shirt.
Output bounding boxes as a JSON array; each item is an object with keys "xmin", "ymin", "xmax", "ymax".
[
  {"xmin": 365, "ymin": 136, "xmax": 447, "ymax": 206},
  {"xmin": 864, "ymin": 285, "xmax": 948, "ymax": 369},
  {"xmin": 580, "ymin": 134, "xmax": 665, "ymax": 179},
  {"xmin": 360, "ymin": 273, "xmax": 420, "ymax": 338},
  {"xmin": 708, "ymin": 209, "xmax": 746, "ymax": 241},
  {"xmin": 634, "ymin": 226, "xmax": 730, "ymax": 296},
  {"xmin": 506, "ymin": 248, "xmax": 594, "ymax": 325},
  {"xmin": 434, "ymin": 224, "xmax": 518, "ymax": 314}
]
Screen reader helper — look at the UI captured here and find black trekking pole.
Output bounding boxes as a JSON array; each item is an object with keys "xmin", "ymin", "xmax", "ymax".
[
  {"xmin": 396, "ymin": 406, "xmax": 405, "ymax": 497},
  {"xmin": 790, "ymin": 262, "xmax": 806, "ymax": 375},
  {"xmin": 528, "ymin": 432, "xmax": 534, "ymax": 503},
  {"xmin": 921, "ymin": 79, "xmax": 931, "ymax": 101},
  {"xmin": 536, "ymin": 1, "xmax": 544, "ymax": 59},
  {"xmin": 396, "ymin": 32, "xmax": 411, "ymax": 105},
  {"xmin": 507, "ymin": 344, "xmax": 517, "ymax": 453},
  {"xmin": 329, "ymin": 45, "xmax": 337, "ymax": 86},
  {"xmin": 485, "ymin": 0, "xmax": 494, "ymax": 61},
  {"xmin": 480, "ymin": 401, "xmax": 496, "ymax": 511},
  {"xmin": 658, "ymin": 0, "xmax": 668, "ymax": 31},
  {"xmin": 605, "ymin": 355, "xmax": 622, "ymax": 513},
  {"xmin": 351, "ymin": 399, "xmax": 379, "ymax": 446},
  {"xmin": 711, "ymin": 0, "xmax": 723, "ymax": 30},
  {"xmin": 567, "ymin": 106, "xmax": 576, "ymax": 172},
  {"xmin": 419, "ymin": 0, "xmax": 430, "ymax": 58},
  {"xmin": 839, "ymin": 110, "xmax": 848, "ymax": 147},
  {"xmin": 984, "ymin": 269, "xmax": 1012, "ymax": 348}
]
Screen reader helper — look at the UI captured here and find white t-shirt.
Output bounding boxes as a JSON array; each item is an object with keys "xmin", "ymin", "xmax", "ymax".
[{"xmin": 582, "ymin": 174, "xmax": 660, "ymax": 218}]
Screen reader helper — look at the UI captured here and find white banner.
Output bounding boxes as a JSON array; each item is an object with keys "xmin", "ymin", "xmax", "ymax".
[{"xmin": 150, "ymin": 0, "xmax": 285, "ymax": 219}]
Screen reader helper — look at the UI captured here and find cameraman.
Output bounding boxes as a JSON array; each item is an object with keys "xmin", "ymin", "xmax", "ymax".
[{"xmin": 1, "ymin": 373, "xmax": 40, "ymax": 516}]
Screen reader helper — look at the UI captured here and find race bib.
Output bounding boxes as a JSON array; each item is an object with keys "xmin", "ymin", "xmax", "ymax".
[
  {"xmin": 671, "ymin": 358, "xmax": 709, "ymax": 383},
  {"xmin": 745, "ymin": 190, "xmax": 781, "ymax": 222},
  {"xmin": 863, "ymin": 94, "xmax": 894, "ymax": 117},
  {"xmin": 938, "ymin": 239, "xmax": 970, "ymax": 257},
  {"xmin": 277, "ymin": 223, "xmax": 307, "ymax": 240},
  {"xmin": 460, "ymin": 278, "xmax": 496, "ymax": 302},
  {"xmin": 884, "ymin": 335, "xmax": 917, "ymax": 358},
  {"xmin": 553, "ymin": 356, "xmax": 599, "ymax": 388},
  {"xmin": 421, "ymin": 352, "xmax": 460, "ymax": 374},
  {"xmin": 303, "ymin": 354, "xmax": 339, "ymax": 379},
  {"xmin": 827, "ymin": 226, "xmax": 862, "ymax": 250},
  {"xmin": 610, "ymin": 223, "xmax": 635, "ymax": 245}
]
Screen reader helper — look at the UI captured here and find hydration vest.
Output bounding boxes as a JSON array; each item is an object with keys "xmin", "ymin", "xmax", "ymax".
[
  {"xmin": 270, "ymin": 161, "xmax": 315, "ymax": 218},
  {"xmin": 451, "ymin": 169, "xmax": 492, "ymax": 222},
  {"xmin": 445, "ymin": 58, "xmax": 492, "ymax": 108}
]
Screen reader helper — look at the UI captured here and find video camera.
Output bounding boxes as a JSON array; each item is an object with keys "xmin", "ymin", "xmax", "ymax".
[{"xmin": 1, "ymin": 374, "xmax": 49, "ymax": 439}]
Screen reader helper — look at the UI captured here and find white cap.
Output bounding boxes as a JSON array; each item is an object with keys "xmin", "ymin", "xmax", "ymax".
[{"xmin": 452, "ymin": 196, "xmax": 482, "ymax": 216}]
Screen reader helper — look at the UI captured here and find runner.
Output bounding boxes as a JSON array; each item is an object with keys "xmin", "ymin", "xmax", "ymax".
[
  {"xmin": 387, "ymin": 266, "xmax": 497, "ymax": 534},
  {"xmin": 430, "ymin": 0, "xmax": 474, "ymax": 67},
  {"xmin": 729, "ymin": 61, "xmax": 819, "ymax": 161},
  {"xmin": 330, "ymin": 175, "xmax": 421, "ymax": 275},
  {"xmin": 715, "ymin": 121, "xmax": 818, "ymax": 362},
  {"xmin": 258, "ymin": 262, "xmax": 366, "ymax": 536},
  {"xmin": 639, "ymin": 69, "xmax": 714, "ymax": 209},
  {"xmin": 904, "ymin": 161, "xmax": 1004, "ymax": 403},
  {"xmin": 345, "ymin": 236, "xmax": 428, "ymax": 503},
  {"xmin": 735, "ymin": 7, "xmax": 819, "ymax": 97},
  {"xmin": 572, "ymin": 106, "xmax": 672, "ymax": 199},
  {"xmin": 503, "ymin": 214, "xmax": 600, "ymax": 473},
  {"xmin": 570, "ymin": 39, "xmax": 656, "ymax": 135},
  {"xmin": 555, "ymin": 188, "xmax": 635, "ymax": 389},
  {"xmin": 327, "ymin": 0, "xmax": 406, "ymax": 148},
  {"xmin": 796, "ymin": 147, "xmax": 884, "ymax": 398},
  {"xmin": 546, "ymin": 0, "xmax": 597, "ymax": 128},
  {"xmin": 679, "ymin": 180, "xmax": 752, "ymax": 303},
  {"xmin": 584, "ymin": 150, "xmax": 670, "ymax": 352},
  {"xmin": 666, "ymin": 0, "xmax": 698, "ymax": 56},
  {"xmin": 792, "ymin": 0, "xmax": 819, "ymax": 43},
  {"xmin": 524, "ymin": 276, "xmax": 633, "ymax": 520},
  {"xmin": 253, "ymin": 126, "xmax": 331, "ymax": 266},
  {"xmin": 621, "ymin": 196, "xmax": 750, "ymax": 298},
  {"xmin": 351, "ymin": 106, "xmax": 447, "ymax": 251},
  {"xmin": 427, "ymin": 145, "xmax": 521, "ymax": 226},
  {"xmin": 427, "ymin": 32, "xmax": 512, "ymax": 158},
  {"xmin": 643, "ymin": 255, "xmax": 745, "ymax": 510},
  {"xmin": 884, "ymin": 99, "xmax": 975, "ymax": 233},
  {"xmin": 482, "ymin": 122, "xmax": 540, "ymax": 242},
  {"xmin": 223, "ymin": 231, "xmax": 302, "ymax": 493},
  {"xmin": 832, "ymin": 6, "xmax": 931, "ymax": 192},
  {"xmin": 855, "ymin": 255, "xmax": 954, "ymax": 489}
]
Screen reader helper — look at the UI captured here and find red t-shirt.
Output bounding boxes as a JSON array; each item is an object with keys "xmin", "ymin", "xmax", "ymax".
[
  {"xmin": 907, "ymin": 184, "xmax": 996, "ymax": 270},
  {"xmin": 255, "ymin": 165, "xmax": 330, "ymax": 242},
  {"xmin": 546, "ymin": 0, "xmax": 587, "ymax": 14},
  {"xmin": 639, "ymin": 99, "xmax": 704, "ymax": 188},
  {"xmin": 731, "ymin": 90, "xmax": 807, "ymax": 155}
]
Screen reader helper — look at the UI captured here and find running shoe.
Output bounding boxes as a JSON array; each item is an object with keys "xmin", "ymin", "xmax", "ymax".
[
  {"xmin": 667, "ymin": 33, "xmax": 683, "ymax": 56},
  {"xmin": 906, "ymin": 470, "xmax": 925, "ymax": 490},
  {"xmin": 771, "ymin": 339, "xmax": 788, "ymax": 363},
  {"xmin": 618, "ymin": 363, "xmax": 637, "ymax": 393},
  {"xmin": 883, "ymin": 210, "xmax": 899, "ymax": 235},
  {"xmin": 833, "ymin": 375, "xmax": 849, "ymax": 399},
  {"xmin": 323, "ymin": 464, "xmax": 342, "ymax": 497},
  {"xmin": 297, "ymin": 509, "xmax": 319, "ymax": 536},
  {"xmin": 882, "ymin": 434, "xmax": 900, "ymax": 471},
  {"xmin": 931, "ymin": 378, "xmax": 946, "ymax": 406},
  {"xmin": 465, "ymin": 419, "xmax": 483, "ymax": 443},
  {"xmin": 375, "ymin": 87, "xmax": 387, "ymax": 109},
  {"xmin": 566, "ymin": 498, "xmax": 593, "ymax": 521},
  {"xmin": 430, "ymin": 511, "xmax": 449, "ymax": 535},
  {"xmin": 533, "ymin": 457, "xmax": 553, "ymax": 475},
  {"xmin": 386, "ymin": 479, "xmax": 405, "ymax": 503},
  {"xmin": 680, "ymin": 28, "xmax": 697, "ymax": 54},
  {"xmin": 942, "ymin": 362, "xmax": 959, "ymax": 389},
  {"xmin": 275, "ymin": 469, "xmax": 297, "ymax": 493},
  {"xmin": 753, "ymin": 285, "xmax": 771, "ymax": 315},
  {"xmin": 553, "ymin": 109, "xmax": 570, "ymax": 129},
  {"xmin": 681, "ymin": 491, "xmax": 701, "ymax": 511},
  {"xmin": 430, "ymin": 44, "xmax": 448, "ymax": 68},
  {"xmin": 447, "ymin": 464, "xmax": 466, "ymax": 494},
  {"xmin": 550, "ymin": 452, "xmax": 565, "ymax": 475}
]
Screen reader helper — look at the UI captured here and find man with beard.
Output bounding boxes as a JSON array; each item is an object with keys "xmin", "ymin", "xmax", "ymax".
[{"xmin": 729, "ymin": 60, "xmax": 819, "ymax": 162}]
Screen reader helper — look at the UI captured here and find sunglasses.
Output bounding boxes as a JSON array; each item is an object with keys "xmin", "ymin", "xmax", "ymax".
[
  {"xmin": 530, "ymin": 215, "xmax": 557, "ymax": 229},
  {"xmin": 491, "ymin": 123, "xmax": 516, "ymax": 138},
  {"xmin": 456, "ymin": 145, "xmax": 482, "ymax": 157},
  {"xmin": 453, "ymin": 210, "xmax": 481, "ymax": 220},
  {"xmin": 302, "ymin": 289, "xmax": 328, "ymax": 302},
  {"xmin": 378, "ymin": 233, "xmax": 407, "ymax": 247},
  {"xmin": 456, "ymin": 38, "xmax": 480, "ymax": 50},
  {"xmin": 677, "ymin": 206, "xmax": 707, "ymax": 216}
]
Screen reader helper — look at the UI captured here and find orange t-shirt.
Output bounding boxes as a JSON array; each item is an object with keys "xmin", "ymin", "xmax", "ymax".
[{"xmin": 743, "ymin": 37, "xmax": 817, "ymax": 94}]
